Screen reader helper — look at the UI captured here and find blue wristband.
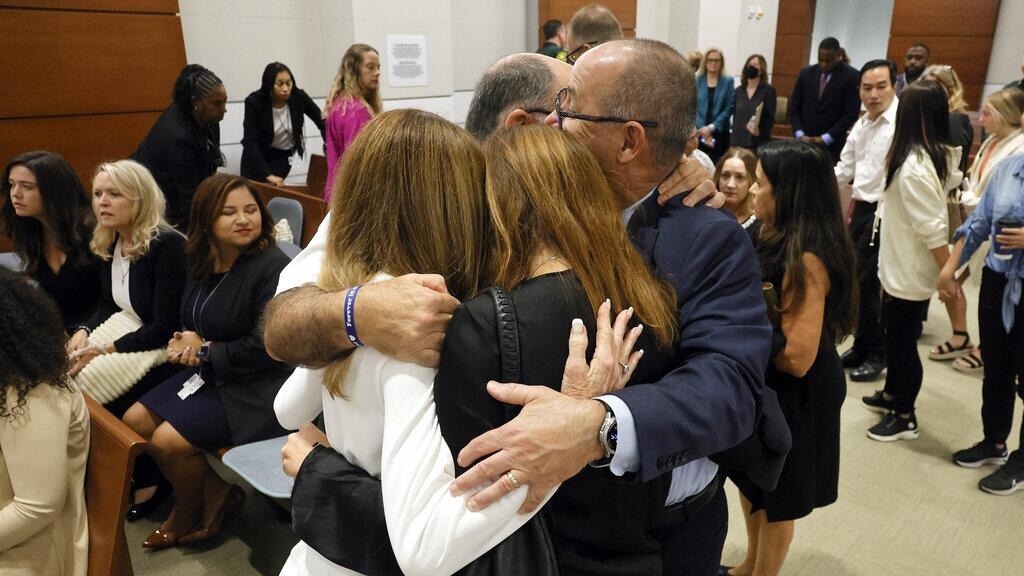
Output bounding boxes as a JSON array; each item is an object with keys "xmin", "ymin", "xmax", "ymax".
[{"xmin": 343, "ymin": 285, "xmax": 364, "ymax": 347}]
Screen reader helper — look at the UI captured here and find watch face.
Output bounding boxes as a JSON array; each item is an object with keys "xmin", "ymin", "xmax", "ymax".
[
  {"xmin": 609, "ymin": 423, "xmax": 618, "ymax": 450},
  {"xmin": 197, "ymin": 345, "xmax": 210, "ymax": 359}
]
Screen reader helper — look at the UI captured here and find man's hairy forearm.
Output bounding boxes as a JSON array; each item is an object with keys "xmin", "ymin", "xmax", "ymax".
[{"xmin": 263, "ymin": 284, "xmax": 353, "ymax": 367}]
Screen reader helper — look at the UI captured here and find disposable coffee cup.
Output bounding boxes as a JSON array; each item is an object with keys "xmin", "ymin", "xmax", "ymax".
[{"xmin": 994, "ymin": 216, "xmax": 1022, "ymax": 261}]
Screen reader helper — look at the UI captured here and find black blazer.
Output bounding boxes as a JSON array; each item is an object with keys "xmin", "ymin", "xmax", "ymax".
[
  {"xmin": 787, "ymin": 62, "xmax": 860, "ymax": 159},
  {"xmin": 83, "ymin": 229, "xmax": 187, "ymax": 353},
  {"xmin": 732, "ymin": 83, "xmax": 777, "ymax": 149},
  {"xmin": 132, "ymin": 103, "xmax": 222, "ymax": 228},
  {"xmin": 240, "ymin": 89, "xmax": 326, "ymax": 181},
  {"xmin": 184, "ymin": 247, "xmax": 292, "ymax": 444}
]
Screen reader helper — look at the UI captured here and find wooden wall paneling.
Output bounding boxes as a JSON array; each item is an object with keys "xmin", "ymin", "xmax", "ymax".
[
  {"xmin": 0, "ymin": 0, "xmax": 178, "ymax": 13},
  {"xmin": 887, "ymin": 0, "xmax": 1000, "ymax": 111},
  {"xmin": 538, "ymin": 0, "xmax": 637, "ymax": 45},
  {"xmin": 772, "ymin": 0, "xmax": 816, "ymax": 125},
  {"xmin": 889, "ymin": 0, "xmax": 1000, "ymax": 37},
  {"xmin": 0, "ymin": 8, "xmax": 186, "ymax": 119},
  {"xmin": 0, "ymin": 112, "xmax": 162, "ymax": 185},
  {"xmin": 887, "ymin": 35, "xmax": 994, "ymax": 85}
]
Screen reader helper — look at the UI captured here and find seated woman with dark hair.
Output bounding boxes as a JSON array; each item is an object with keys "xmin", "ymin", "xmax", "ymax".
[
  {"xmin": 1, "ymin": 151, "xmax": 101, "ymax": 328},
  {"xmin": 724, "ymin": 139, "xmax": 857, "ymax": 576},
  {"xmin": 241, "ymin": 62, "xmax": 326, "ymax": 186},
  {"xmin": 123, "ymin": 174, "xmax": 291, "ymax": 549},
  {"xmin": 0, "ymin": 267, "xmax": 89, "ymax": 576}
]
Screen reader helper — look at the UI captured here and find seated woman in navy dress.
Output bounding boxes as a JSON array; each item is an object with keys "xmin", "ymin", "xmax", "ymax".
[{"xmin": 123, "ymin": 174, "xmax": 291, "ymax": 550}]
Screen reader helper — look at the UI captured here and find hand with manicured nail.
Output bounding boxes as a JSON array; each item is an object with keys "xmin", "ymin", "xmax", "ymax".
[{"xmin": 560, "ymin": 299, "xmax": 646, "ymax": 399}]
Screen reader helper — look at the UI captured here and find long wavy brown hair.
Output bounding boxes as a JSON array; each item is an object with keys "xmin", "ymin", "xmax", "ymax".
[
  {"xmin": 484, "ymin": 125, "xmax": 677, "ymax": 350},
  {"xmin": 185, "ymin": 174, "xmax": 275, "ymax": 283},
  {"xmin": 319, "ymin": 109, "xmax": 489, "ymax": 396},
  {"xmin": 324, "ymin": 44, "xmax": 383, "ymax": 118}
]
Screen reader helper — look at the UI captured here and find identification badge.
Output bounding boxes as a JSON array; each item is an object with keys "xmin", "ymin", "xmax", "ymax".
[
  {"xmin": 288, "ymin": 155, "xmax": 296, "ymax": 166},
  {"xmin": 177, "ymin": 373, "xmax": 205, "ymax": 400}
]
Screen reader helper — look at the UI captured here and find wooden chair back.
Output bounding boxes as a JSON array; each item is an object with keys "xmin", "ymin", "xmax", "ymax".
[
  {"xmin": 306, "ymin": 154, "xmax": 328, "ymax": 198},
  {"xmin": 84, "ymin": 395, "xmax": 146, "ymax": 576}
]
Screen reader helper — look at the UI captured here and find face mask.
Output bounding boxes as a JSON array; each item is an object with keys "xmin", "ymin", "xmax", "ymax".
[{"xmin": 743, "ymin": 65, "xmax": 760, "ymax": 80}]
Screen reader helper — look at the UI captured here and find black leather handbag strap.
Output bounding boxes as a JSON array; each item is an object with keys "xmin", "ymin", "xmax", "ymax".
[{"xmin": 487, "ymin": 286, "xmax": 521, "ymax": 384}]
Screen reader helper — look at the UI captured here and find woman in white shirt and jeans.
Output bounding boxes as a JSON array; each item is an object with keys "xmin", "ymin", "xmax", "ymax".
[{"xmin": 861, "ymin": 80, "xmax": 962, "ymax": 442}]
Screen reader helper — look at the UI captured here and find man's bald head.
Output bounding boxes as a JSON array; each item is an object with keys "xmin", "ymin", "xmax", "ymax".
[
  {"xmin": 566, "ymin": 4, "xmax": 624, "ymax": 52},
  {"xmin": 579, "ymin": 39, "xmax": 695, "ymax": 169},
  {"xmin": 465, "ymin": 53, "xmax": 570, "ymax": 140}
]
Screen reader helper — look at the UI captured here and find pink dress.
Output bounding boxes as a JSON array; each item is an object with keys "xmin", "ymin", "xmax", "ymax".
[{"xmin": 324, "ymin": 98, "xmax": 373, "ymax": 201}]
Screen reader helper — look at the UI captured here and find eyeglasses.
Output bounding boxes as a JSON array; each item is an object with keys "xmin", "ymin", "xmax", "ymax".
[
  {"xmin": 554, "ymin": 87, "xmax": 659, "ymax": 130},
  {"xmin": 524, "ymin": 107, "xmax": 553, "ymax": 116},
  {"xmin": 565, "ymin": 41, "xmax": 598, "ymax": 65},
  {"xmin": 706, "ymin": 58, "xmax": 723, "ymax": 64}
]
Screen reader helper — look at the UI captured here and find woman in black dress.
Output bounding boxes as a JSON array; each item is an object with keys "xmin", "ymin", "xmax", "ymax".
[
  {"xmin": 1, "ymin": 151, "xmax": 101, "ymax": 328},
  {"xmin": 724, "ymin": 139, "xmax": 857, "ymax": 576},
  {"xmin": 241, "ymin": 62, "xmax": 326, "ymax": 186},
  {"xmin": 732, "ymin": 54, "xmax": 777, "ymax": 151},
  {"xmin": 133, "ymin": 64, "xmax": 226, "ymax": 230},
  {"xmin": 123, "ymin": 174, "xmax": 290, "ymax": 550}
]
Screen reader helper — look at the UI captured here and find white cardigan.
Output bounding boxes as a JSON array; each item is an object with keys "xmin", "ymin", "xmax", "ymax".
[
  {"xmin": 877, "ymin": 146, "xmax": 963, "ymax": 301},
  {"xmin": 274, "ymin": 218, "xmax": 553, "ymax": 576}
]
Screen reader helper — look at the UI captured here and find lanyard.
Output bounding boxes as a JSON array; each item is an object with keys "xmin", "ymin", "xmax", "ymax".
[{"xmin": 191, "ymin": 271, "xmax": 229, "ymax": 337}]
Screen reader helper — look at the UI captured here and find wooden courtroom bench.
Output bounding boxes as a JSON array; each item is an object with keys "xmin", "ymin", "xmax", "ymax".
[{"xmin": 84, "ymin": 395, "xmax": 146, "ymax": 576}]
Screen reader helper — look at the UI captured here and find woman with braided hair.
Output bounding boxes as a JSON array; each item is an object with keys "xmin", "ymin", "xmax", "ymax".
[{"xmin": 133, "ymin": 64, "xmax": 227, "ymax": 230}]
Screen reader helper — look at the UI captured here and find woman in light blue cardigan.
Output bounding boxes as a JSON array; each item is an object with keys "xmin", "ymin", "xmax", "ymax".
[{"xmin": 696, "ymin": 47, "xmax": 736, "ymax": 165}]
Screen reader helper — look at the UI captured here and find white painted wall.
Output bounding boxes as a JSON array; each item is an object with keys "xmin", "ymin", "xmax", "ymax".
[
  {"xmin": 636, "ymin": 0, "xmax": 777, "ymax": 80},
  {"xmin": 177, "ymin": 0, "xmax": 529, "ymax": 181},
  {"xmin": 984, "ymin": 0, "xmax": 1024, "ymax": 99},
  {"xmin": 811, "ymin": 0, "xmax": 893, "ymax": 69}
]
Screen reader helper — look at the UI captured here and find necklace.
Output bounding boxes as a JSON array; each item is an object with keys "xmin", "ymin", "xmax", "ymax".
[
  {"xmin": 529, "ymin": 254, "xmax": 563, "ymax": 277},
  {"xmin": 115, "ymin": 241, "xmax": 130, "ymax": 285},
  {"xmin": 191, "ymin": 269, "xmax": 231, "ymax": 336},
  {"xmin": 274, "ymin": 105, "xmax": 292, "ymax": 138}
]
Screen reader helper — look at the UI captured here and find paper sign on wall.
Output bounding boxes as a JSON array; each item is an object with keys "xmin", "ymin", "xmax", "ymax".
[{"xmin": 386, "ymin": 34, "xmax": 428, "ymax": 87}]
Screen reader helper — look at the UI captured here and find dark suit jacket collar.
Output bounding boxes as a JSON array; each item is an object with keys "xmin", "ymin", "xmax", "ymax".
[{"xmin": 627, "ymin": 189, "xmax": 665, "ymax": 264}]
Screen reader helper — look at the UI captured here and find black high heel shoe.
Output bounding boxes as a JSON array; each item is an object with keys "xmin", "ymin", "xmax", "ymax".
[{"xmin": 126, "ymin": 482, "xmax": 172, "ymax": 522}]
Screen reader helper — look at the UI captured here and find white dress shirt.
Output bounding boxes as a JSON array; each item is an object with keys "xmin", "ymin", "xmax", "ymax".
[{"xmin": 834, "ymin": 97, "xmax": 898, "ymax": 204}]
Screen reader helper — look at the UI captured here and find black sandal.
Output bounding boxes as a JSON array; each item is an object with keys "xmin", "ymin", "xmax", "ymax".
[
  {"xmin": 953, "ymin": 349, "xmax": 984, "ymax": 374},
  {"xmin": 929, "ymin": 330, "xmax": 972, "ymax": 361}
]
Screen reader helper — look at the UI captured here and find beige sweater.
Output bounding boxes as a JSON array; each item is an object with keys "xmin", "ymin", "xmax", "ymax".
[
  {"xmin": 0, "ymin": 384, "xmax": 89, "ymax": 576},
  {"xmin": 878, "ymin": 146, "xmax": 963, "ymax": 301}
]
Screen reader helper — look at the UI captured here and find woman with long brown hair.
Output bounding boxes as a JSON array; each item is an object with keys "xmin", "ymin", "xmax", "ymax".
[
  {"xmin": 276, "ymin": 114, "xmax": 675, "ymax": 575},
  {"xmin": 122, "ymin": 174, "xmax": 291, "ymax": 549},
  {"xmin": 322, "ymin": 44, "xmax": 382, "ymax": 200}
]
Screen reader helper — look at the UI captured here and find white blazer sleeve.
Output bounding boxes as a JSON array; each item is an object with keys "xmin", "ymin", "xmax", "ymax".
[{"xmin": 379, "ymin": 359, "xmax": 556, "ymax": 576}]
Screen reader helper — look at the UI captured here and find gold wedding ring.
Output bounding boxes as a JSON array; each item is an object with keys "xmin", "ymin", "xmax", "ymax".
[{"xmin": 506, "ymin": 470, "xmax": 521, "ymax": 489}]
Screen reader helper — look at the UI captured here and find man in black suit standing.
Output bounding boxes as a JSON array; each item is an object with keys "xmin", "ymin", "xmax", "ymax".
[{"xmin": 788, "ymin": 37, "xmax": 860, "ymax": 163}]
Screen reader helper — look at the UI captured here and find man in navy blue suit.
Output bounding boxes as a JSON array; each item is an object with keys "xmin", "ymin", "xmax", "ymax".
[{"xmin": 788, "ymin": 37, "xmax": 861, "ymax": 163}]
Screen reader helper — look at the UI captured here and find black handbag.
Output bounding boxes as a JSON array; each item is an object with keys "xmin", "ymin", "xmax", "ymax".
[{"xmin": 453, "ymin": 288, "xmax": 561, "ymax": 576}]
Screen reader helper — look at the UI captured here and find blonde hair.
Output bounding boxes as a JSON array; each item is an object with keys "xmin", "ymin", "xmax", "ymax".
[
  {"xmin": 319, "ymin": 109, "xmax": 488, "ymax": 397},
  {"xmin": 920, "ymin": 64, "xmax": 967, "ymax": 112},
  {"xmin": 684, "ymin": 50, "xmax": 703, "ymax": 72},
  {"xmin": 89, "ymin": 160, "xmax": 174, "ymax": 261},
  {"xmin": 484, "ymin": 125, "xmax": 678, "ymax": 351},
  {"xmin": 324, "ymin": 44, "xmax": 383, "ymax": 118},
  {"xmin": 697, "ymin": 48, "xmax": 725, "ymax": 77},
  {"xmin": 983, "ymin": 87, "xmax": 1024, "ymax": 131}
]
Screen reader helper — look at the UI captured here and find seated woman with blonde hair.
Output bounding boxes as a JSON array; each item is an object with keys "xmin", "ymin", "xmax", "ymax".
[
  {"xmin": 68, "ymin": 160, "xmax": 186, "ymax": 408},
  {"xmin": 0, "ymin": 267, "xmax": 89, "ymax": 576}
]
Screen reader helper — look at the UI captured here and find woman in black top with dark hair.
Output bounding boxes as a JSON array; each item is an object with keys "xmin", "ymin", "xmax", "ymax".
[
  {"xmin": 133, "ymin": 64, "xmax": 227, "ymax": 230},
  {"xmin": 1, "ymin": 151, "xmax": 101, "ymax": 328},
  {"xmin": 241, "ymin": 62, "xmax": 326, "ymax": 186},
  {"xmin": 732, "ymin": 54, "xmax": 777, "ymax": 150},
  {"xmin": 724, "ymin": 139, "xmax": 857, "ymax": 576}
]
